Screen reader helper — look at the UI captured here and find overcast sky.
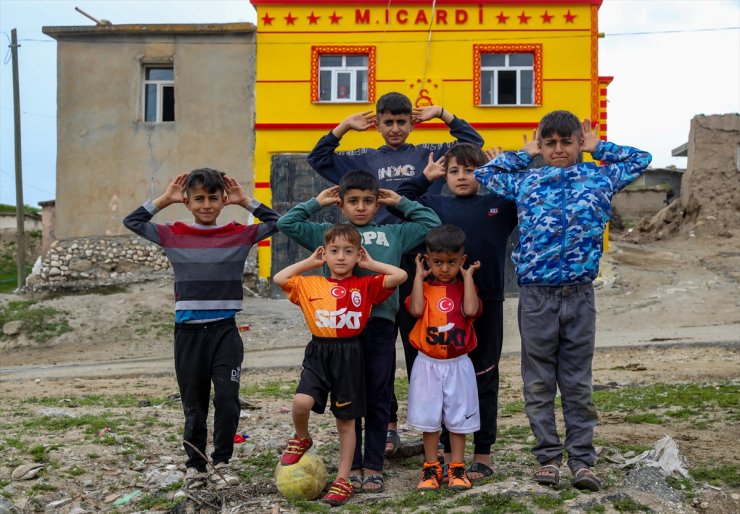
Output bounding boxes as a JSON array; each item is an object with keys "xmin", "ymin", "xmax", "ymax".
[{"xmin": 1, "ymin": 0, "xmax": 738, "ymax": 207}]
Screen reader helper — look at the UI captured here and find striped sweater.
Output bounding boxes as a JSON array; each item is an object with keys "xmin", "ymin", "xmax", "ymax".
[{"xmin": 123, "ymin": 199, "xmax": 279, "ymax": 315}]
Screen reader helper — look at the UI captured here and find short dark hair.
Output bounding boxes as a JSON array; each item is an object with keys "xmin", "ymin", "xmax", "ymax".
[
  {"xmin": 324, "ymin": 224, "xmax": 362, "ymax": 249},
  {"xmin": 445, "ymin": 143, "xmax": 487, "ymax": 169},
  {"xmin": 339, "ymin": 170, "xmax": 379, "ymax": 197},
  {"xmin": 425, "ymin": 225, "xmax": 466, "ymax": 254},
  {"xmin": 538, "ymin": 110, "xmax": 582, "ymax": 140},
  {"xmin": 376, "ymin": 92, "xmax": 412, "ymax": 115},
  {"xmin": 185, "ymin": 168, "xmax": 226, "ymax": 194}
]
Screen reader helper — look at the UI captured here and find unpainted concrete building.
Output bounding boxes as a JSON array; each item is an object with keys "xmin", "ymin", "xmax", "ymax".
[{"xmin": 42, "ymin": 23, "xmax": 256, "ymax": 239}]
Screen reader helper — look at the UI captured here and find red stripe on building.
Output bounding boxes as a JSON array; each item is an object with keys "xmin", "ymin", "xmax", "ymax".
[
  {"xmin": 258, "ymin": 240, "xmax": 271, "ymax": 247},
  {"xmin": 255, "ymin": 122, "xmax": 540, "ymax": 130},
  {"xmin": 253, "ymin": 0, "xmax": 602, "ymax": 6},
  {"xmin": 255, "ymin": 182, "xmax": 271, "ymax": 188}
]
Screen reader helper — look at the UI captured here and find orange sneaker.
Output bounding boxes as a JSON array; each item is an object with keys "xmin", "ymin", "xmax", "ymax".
[
  {"xmin": 322, "ymin": 477, "xmax": 352, "ymax": 506},
  {"xmin": 417, "ymin": 461, "xmax": 443, "ymax": 490},
  {"xmin": 279, "ymin": 434, "xmax": 313, "ymax": 465},
  {"xmin": 447, "ymin": 462, "xmax": 472, "ymax": 490}
]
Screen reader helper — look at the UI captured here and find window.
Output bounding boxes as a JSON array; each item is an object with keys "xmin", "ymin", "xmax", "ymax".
[
  {"xmin": 474, "ymin": 44, "xmax": 542, "ymax": 107},
  {"xmin": 143, "ymin": 66, "xmax": 174, "ymax": 122},
  {"xmin": 311, "ymin": 47, "xmax": 376, "ymax": 103}
]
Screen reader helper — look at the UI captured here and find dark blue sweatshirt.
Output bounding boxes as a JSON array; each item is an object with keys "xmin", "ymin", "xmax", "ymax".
[
  {"xmin": 307, "ymin": 116, "xmax": 484, "ymax": 224},
  {"xmin": 396, "ymin": 174, "xmax": 517, "ymax": 301}
]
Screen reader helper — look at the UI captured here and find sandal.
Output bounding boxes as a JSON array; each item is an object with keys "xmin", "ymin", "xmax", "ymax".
[
  {"xmin": 385, "ymin": 429, "xmax": 400, "ymax": 457},
  {"xmin": 534, "ymin": 464, "xmax": 560, "ymax": 486},
  {"xmin": 467, "ymin": 461, "xmax": 494, "ymax": 482},
  {"xmin": 348, "ymin": 473, "xmax": 363, "ymax": 493},
  {"xmin": 571, "ymin": 467, "xmax": 601, "ymax": 492},
  {"xmin": 361, "ymin": 473, "xmax": 385, "ymax": 493}
]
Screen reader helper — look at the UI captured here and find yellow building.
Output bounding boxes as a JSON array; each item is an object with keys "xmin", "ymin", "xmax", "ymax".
[{"xmin": 250, "ymin": 0, "xmax": 610, "ymax": 279}]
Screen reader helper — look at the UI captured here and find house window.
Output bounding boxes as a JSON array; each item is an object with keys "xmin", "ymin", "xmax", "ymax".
[
  {"xmin": 143, "ymin": 66, "xmax": 174, "ymax": 122},
  {"xmin": 311, "ymin": 46, "xmax": 376, "ymax": 103},
  {"xmin": 474, "ymin": 44, "xmax": 542, "ymax": 106}
]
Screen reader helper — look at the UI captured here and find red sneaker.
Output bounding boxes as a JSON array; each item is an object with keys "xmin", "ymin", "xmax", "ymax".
[
  {"xmin": 322, "ymin": 477, "xmax": 352, "ymax": 506},
  {"xmin": 279, "ymin": 434, "xmax": 313, "ymax": 465}
]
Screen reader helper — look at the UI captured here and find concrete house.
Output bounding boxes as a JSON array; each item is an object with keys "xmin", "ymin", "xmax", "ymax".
[{"xmin": 41, "ymin": 23, "xmax": 257, "ymax": 238}]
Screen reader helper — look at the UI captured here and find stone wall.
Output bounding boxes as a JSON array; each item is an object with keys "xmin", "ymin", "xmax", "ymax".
[{"xmin": 25, "ymin": 235, "xmax": 263, "ymax": 294}]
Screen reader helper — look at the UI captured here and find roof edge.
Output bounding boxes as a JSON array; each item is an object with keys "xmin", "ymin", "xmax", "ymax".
[{"xmin": 42, "ymin": 22, "xmax": 255, "ymax": 39}]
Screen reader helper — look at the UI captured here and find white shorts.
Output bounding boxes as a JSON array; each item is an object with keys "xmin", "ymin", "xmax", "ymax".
[{"xmin": 406, "ymin": 352, "xmax": 480, "ymax": 434}]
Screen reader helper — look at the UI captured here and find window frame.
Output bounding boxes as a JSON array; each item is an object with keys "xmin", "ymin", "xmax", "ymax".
[
  {"xmin": 142, "ymin": 65, "xmax": 175, "ymax": 123},
  {"xmin": 311, "ymin": 46, "xmax": 376, "ymax": 104},
  {"xmin": 473, "ymin": 44, "xmax": 542, "ymax": 107}
]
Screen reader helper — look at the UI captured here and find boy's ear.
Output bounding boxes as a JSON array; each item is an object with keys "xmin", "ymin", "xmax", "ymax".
[{"xmin": 462, "ymin": 254, "xmax": 468, "ymax": 265}]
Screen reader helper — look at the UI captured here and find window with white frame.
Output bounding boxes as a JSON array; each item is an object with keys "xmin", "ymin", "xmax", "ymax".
[
  {"xmin": 480, "ymin": 53, "xmax": 534, "ymax": 106},
  {"xmin": 143, "ymin": 66, "xmax": 175, "ymax": 122},
  {"xmin": 318, "ymin": 55, "xmax": 368, "ymax": 103}
]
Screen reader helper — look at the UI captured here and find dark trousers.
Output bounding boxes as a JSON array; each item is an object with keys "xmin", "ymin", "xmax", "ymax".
[
  {"xmin": 441, "ymin": 300, "xmax": 504, "ymax": 455},
  {"xmin": 390, "ymin": 253, "xmax": 419, "ymax": 424},
  {"xmin": 353, "ymin": 317, "xmax": 397, "ymax": 472},
  {"xmin": 519, "ymin": 284, "xmax": 597, "ymax": 471},
  {"xmin": 174, "ymin": 318, "xmax": 243, "ymax": 470}
]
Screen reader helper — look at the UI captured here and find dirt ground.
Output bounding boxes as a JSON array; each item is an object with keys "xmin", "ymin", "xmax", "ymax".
[{"xmin": 0, "ymin": 230, "xmax": 738, "ymax": 513}]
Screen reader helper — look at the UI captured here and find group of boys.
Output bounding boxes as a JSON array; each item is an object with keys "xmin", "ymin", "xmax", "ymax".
[{"xmin": 124, "ymin": 92, "xmax": 652, "ymax": 506}]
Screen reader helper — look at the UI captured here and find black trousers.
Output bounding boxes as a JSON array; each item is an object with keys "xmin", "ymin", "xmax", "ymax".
[{"xmin": 174, "ymin": 318, "xmax": 243, "ymax": 470}]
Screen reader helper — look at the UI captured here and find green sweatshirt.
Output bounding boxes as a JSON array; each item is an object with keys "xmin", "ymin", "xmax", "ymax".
[{"xmin": 276, "ymin": 197, "xmax": 441, "ymax": 321}]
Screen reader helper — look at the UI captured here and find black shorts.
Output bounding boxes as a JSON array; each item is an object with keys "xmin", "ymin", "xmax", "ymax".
[{"xmin": 296, "ymin": 336, "xmax": 365, "ymax": 420}]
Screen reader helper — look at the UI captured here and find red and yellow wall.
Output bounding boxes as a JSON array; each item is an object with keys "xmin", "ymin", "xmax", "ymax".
[{"xmin": 250, "ymin": 0, "xmax": 609, "ymax": 277}]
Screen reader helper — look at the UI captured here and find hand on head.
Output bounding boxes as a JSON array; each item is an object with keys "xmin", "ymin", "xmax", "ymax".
[
  {"xmin": 423, "ymin": 153, "xmax": 446, "ymax": 181},
  {"xmin": 415, "ymin": 253, "xmax": 432, "ymax": 279},
  {"xmin": 378, "ymin": 188, "xmax": 401, "ymax": 207},
  {"xmin": 461, "ymin": 260, "xmax": 481, "ymax": 279},
  {"xmin": 316, "ymin": 185, "xmax": 341, "ymax": 207},
  {"xmin": 580, "ymin": 118, "xmax": 601, "ymax": 153}
]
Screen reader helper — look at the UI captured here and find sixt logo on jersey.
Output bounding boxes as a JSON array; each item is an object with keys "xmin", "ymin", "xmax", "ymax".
[{"xmin": 315, "ymin": 308, "xmax": 363, "ymax": 329}]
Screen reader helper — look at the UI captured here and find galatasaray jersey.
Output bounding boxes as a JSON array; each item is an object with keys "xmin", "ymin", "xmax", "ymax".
[
  {"xmin": 405, "ymin": 280, "xmax": 482, "ymax": 359},
  {"xmin": 282, "ymin": 274, "xmax": 394, "ymax": 338}
]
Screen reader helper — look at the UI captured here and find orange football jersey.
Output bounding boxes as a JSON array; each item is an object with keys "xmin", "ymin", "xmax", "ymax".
[
  {"xmin": 405, "ymin": 280, "xmax": 482, "ymax": 359},
  {"xmin": 282, "ymin": 274, "xmax": 393, "ymax": 338}
]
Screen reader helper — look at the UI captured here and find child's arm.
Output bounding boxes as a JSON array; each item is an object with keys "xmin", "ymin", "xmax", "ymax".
[
  {"xmin": 273, "ymin": 246, "xmax": 325, "ymax": 287},
  {"xmin": 473, "ymin": 133, "xmax": 538, "ymax": 201},
  {"xmin": 378, "ymin": 189, "xmax": 441, "ymax": 252},
  {"xmin": 223, "ymin": 176, "xmax": 280, "ymax": 241},
  {"xmin": 394, "ymin": 153, "xmax": 445, "ymax": 205},
  {"xmin": 123, "ymin": 173, "xmax": 188, "ymax": 244},
  {"xmin": 414, "ymin": 106, "xmax": 484, "ymax": 148},
  {"xmin": 581, "ymin": 120, "xmax": 653, "ymax": 191},
  {"xmin": 306, "ymin": 112, "xmax": 377, "ymax": 183},
  {"xmin": 357, "ymin": 247, "xmax": 408, "ymax": 289},
  {"xmin": 407, "ymin": 253, "xmax": 431, "ymax": 317},
  {"xmin": 275, "ymin": 187, "xmax": 336, "ymax": 251},
  {"xmin": 460, "ymin": 260, "xmax": 482, "ymax": 318}
]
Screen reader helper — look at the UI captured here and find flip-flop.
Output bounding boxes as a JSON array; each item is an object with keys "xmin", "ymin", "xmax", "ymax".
[
  {"xmin": 361, "ymin": 473, "xmax": 385, "ymax": 493},
  {"xmin": 571, "ymin": 467, "xmax": 601, "ymax": 492},
  {"xmin": 384, "ymin": 429, "xmax": 401, "ymax": 457},
  {"xmin": 348, "ymin": 473, "xmax": 363, "ymax": 492},
  {"xmin": 467, "ymin": 461, "xmax": 494, "ymax": 481},
  {"xmin": 534, "ymin": 464, "xmax": 560, "ymax": 486}
]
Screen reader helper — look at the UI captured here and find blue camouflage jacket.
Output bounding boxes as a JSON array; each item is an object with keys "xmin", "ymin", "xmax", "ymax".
[{"xmin": 474, "ymin": 141, "xmax": 652, "ymax": 286}]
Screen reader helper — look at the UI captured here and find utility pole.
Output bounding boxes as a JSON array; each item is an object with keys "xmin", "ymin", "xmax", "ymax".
[{"xmin": 11, "ymin": 29, "xmax": 26, "ymax": 290}]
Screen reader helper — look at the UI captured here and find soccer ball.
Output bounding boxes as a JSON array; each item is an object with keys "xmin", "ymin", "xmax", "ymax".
[{"xmin": 274, "ymin": 452, "xmax": 327, "ymax": 500}]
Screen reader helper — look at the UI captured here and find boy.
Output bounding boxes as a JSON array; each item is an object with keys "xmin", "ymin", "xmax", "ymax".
[
  {"xmin": 277, "ymin": 170, "xmax": 440, "ymax": 493},
  {"xmin": 308, "ymin": 91, "xmax": 484, "ymax": 457},
  {"xmin": 396, "ymin": 143, "xmax": 517, "ymax": 480},
  {"xmin": 123, "ymin": 168, "xmax": 279, "ymax": 496},
  {"xmin": 273, "ymin": 225, "xmax": 406, "ymax": 506},
  {"xmin": 406, "ymin": 225, "xmax": 482, "ymax": 491},
  {"xmin": 475, "ymin": 111, "xmax": 652, "ymax": 491}
]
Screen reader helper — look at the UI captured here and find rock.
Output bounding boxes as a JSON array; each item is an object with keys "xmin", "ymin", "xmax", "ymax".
[
  {"xmin": 0, "ymin": 497, "xmax": 18, "ymax": 514},
  {"xmin": 45, "ymin": 498, "xmax": 72, "ymax": 511},
  {"xmin": 3, "ymin": 320, "xmax": 24, "ymax": 336},
  {"xmin": 40, "ymin": 408, "xmax": 74, "ymax": 418},
  {"xmin": 11, "ymin": 463, "xmax": 44, "ymax": 480},
  {"xmin": 69, "ymin": 259, "xmax": 93, "ymax": 272}
]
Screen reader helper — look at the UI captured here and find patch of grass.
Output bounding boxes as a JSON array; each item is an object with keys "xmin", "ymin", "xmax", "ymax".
[
  {"xmin": 64, "ymin": 465, "xmax": 86, "ymax": 477},
  {"xmin": 0, "ymin": 300, "xmax": 71, "ymax": 342},
  {"xmin": 496, "ymin": 425, "xmax": 532, "ymax": 444},
  {"xmin": 499, "ymin": 399, "xmax": 525, "ymax": 416},
  {"xmin": 22, "ymin": 413, "xmax": 124, "ymax": 436},
  {"xmin": 612, "ymin": 496, "xmax": 651, "ymax": 512},
  {"xmin": 559, "ymin": 489, "xmax": 578, "ymax": 501},
  {"xmin": 31, "ymin": 482, "xmax": 57, "ymax": 492},
  {"xmin": 86, "ymin": 452, "xmax": 100, "ymax": 459},
  {"xmin": 594, "ymin": 382, "xmax": 738, "ymax": 414},
  {"xmin": 533, "ymin": 493, "xmax": 563, "ymax": 509},
  {"xmin": 135, "ymin": 493, "xmax": 178, "ymax": 511},
  {"xmin": 30, "ymin": 444, "xmax": 56, "ymax": 463},
  {"xmin": 624, "ymin": 413, "xmax": 663, "ymax": 424},
  {"xmin": 477, "ymin": 492, "xmax": 534, "ymax": 513},
  {"xmin": 666, "ymin": 476, "xmax": 695, "ymax": 500},
  {"xmin": 239, "ymin": 451, "xmax": 279, "ymax": 482},
  {"xmin": 242, "ymin": 380, "xmax": 298, "ymax": 400},
  {"xmin": 2, "ymin": 437, "xmax": 27, "ymax": 451},
  {"xmin": 394, "ymin": 376, "xmax": 409, "ymax": 403},
  {"xmin": 605, "ymin": 442, "xmax": 652, "ymax": 454},
  {"xmin": 690, "ymin": 464, "xmax": 739, "ymax": 487},
  {"xmin": 587, "ymin": 504, "xmax": 606, "ymax": 513},
  {"xmin": 288, "ymin": 499, "xmax": 330, "ymax": 512}
]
